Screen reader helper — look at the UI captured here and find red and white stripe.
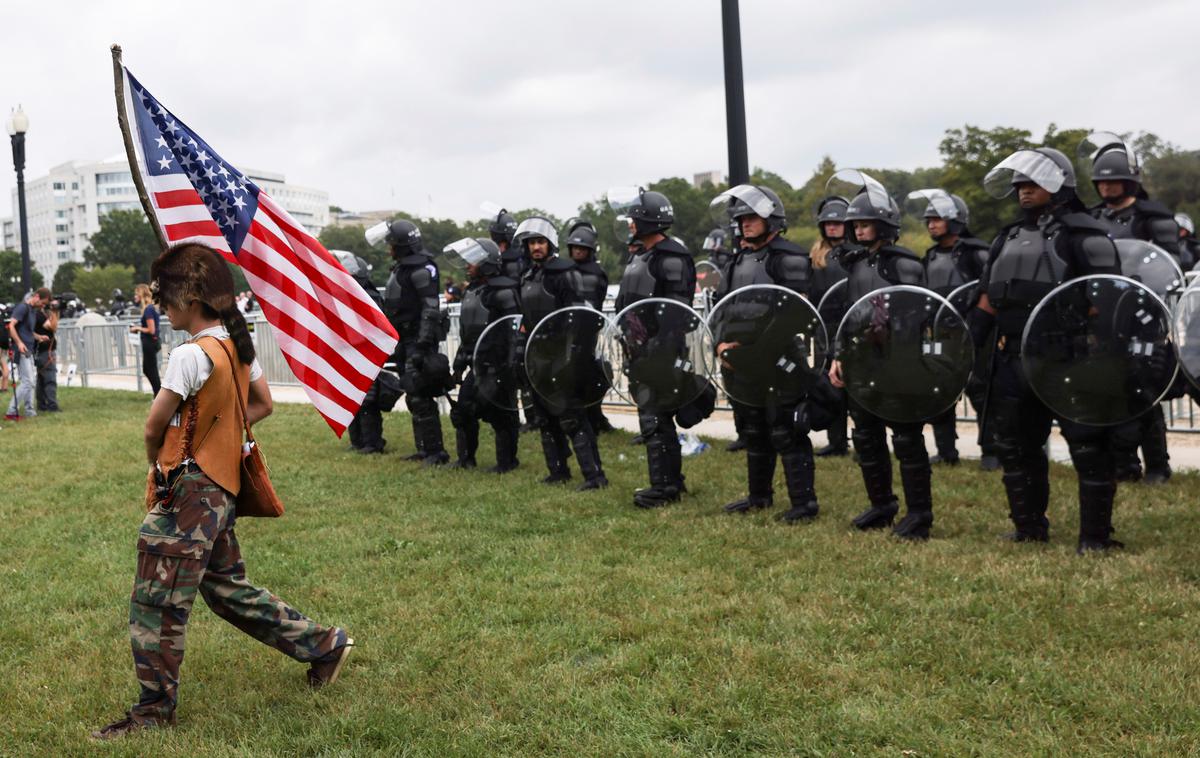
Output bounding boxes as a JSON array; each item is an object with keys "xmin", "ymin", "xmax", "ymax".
[{"xmin": 123, "ymin": 75, "xmax": 398, "ymax": 435}]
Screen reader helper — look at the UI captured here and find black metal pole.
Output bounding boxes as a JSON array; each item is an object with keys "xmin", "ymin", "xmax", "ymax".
[
  {"xmin": 11, "ymin": 132, "xmax": 30, "ymax": 293},
  {"xmin": 721, "ymin": 0, "xmax": 749, "ymax": 186}
]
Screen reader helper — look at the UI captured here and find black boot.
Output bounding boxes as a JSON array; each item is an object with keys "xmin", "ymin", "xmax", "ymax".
[
  {"xmin": 725, "ymin": 448, "xmax": 775, "ymax": 513},
  {"xmin": 930, "ymin": 414, "xmax": 959, "ymax": 465},
  {"xmin": 1141, "ymin": 406, "xmax": 1171, "ymax": 485},
  {"xmin": 356, "ymin": 409, "xmax": 387, "ymax": 455},
  {"xmin": 634, "ymin": 433, "xmax": 680, "ymax": 508},
  {"xmin": 451, "ymin": 425, "xmax": 479, "ymax": 469},
  {"xmin": 1077, "ymin": 478, "xmax": 1123, "ymax": 554},
  {"xmin": 571, "ymin": 429, "xmax": 609, "ymax": 491},
  {"xmin": 540, "ymin": 429, "xmax": 572, "ymax": 483},
  {"xmin": 347, "ymin": 414, "xmax": 363, "ymax": 451},
  {"xmin": 725, "ymin": 436, "xmax": 747, "ymax": 452},
  {"xmin": 851, "ymin": 445, "xmax": 898, "ymax": 530},
  {"xmin": 777, "ymin": 448, "xmax": 818, "ymax": 523},
  {"xmin": 1000, "ymin": 467, "xmax": 1050, "ymax": 542},
  {"xmin": 488, "ymin": 425, "xmax": 520, "ymax": 474},
  {"xmin": 892, "ymin": 462, "xmax": 933, "ymax": 540}
]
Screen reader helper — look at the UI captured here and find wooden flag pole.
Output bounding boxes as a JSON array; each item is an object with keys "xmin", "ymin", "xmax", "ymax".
[{"xmin": 110, "ymin": 44, "xmax": 168, "ymax": 253}]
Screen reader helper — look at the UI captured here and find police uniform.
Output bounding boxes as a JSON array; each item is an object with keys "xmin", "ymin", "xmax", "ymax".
[
  {"xmin": 384, "ymin": 247, "xmax": 449, "ymax": 463},
  {"xmin": 714, "ymin": 234, "xmax": 820, "ymax": 522},
  {"xmin": 451, "ymin": 275, "xmax": 522, "ymax": 471}
]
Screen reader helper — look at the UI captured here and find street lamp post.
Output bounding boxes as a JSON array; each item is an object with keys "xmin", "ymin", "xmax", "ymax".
[
  {"xmin": 721, "ymin": 0, "xmax": 749, "ymax": 186},
  {"xmin": 7, "ymin": 105, "xmax": 31, "ymax": 294}
]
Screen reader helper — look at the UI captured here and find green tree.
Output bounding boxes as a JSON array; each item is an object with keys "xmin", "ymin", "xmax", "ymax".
[
  {"xmin": 1145, "ymin": 148, "xmax": 1200, "ymax": 222},
  {"xmin": 73, "ymin": 265, "xmax": 136, "ymax": 307},
  {"xmin": 83, "ymin": 209, "xmax": 161, "ymax": 282},
  {"xmin": 0, "ymin": 250, "xmax": 45, "ymax": 301},
  {"xmin": 52, "ymin": 260, "xmax": 83, "ymax": 293}
]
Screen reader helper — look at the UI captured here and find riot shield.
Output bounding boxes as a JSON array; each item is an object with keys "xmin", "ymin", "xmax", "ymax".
[
  {"xmin": 471, "ymin": 314, "xmax": 522, "ymax": 412},
  {"xmin": 945, "ymin": 279, "xmax": 981, "ymax": 316},
  {"xmin": 1172, "ymin": 282, "xmax": 1200, "ymax": 390},
  {"xmin": 1022, "ymin": 275, "xmax": 1175, "ymax": 426},
  {"xmin": 606, "ymin": 298, "xmax": 715, "ymax": 413},
  {"xmin": 835, "ymin": 285, "xmax": 974, "ymax": 424},
  {"xmin": 707, "ymin": 284, "xmax": 828, "ymax": 407},
  {"xmin": 524, "ymin": 306, "xmax": 612, "ymax": 411},
  {"xmin": 1114, "ymin": 239, "xmax": 1184, "ymax": 300}
]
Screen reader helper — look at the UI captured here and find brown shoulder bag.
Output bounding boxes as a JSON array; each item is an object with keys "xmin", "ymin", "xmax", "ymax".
[{"xmin": 214, "ymin": 339, "xmax": 285, "ymax": 518}]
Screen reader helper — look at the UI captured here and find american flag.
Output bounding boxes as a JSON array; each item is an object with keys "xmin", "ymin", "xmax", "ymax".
[{"xmin": 120, "ymin": 67, "xmax": 398, "ymax": 436}]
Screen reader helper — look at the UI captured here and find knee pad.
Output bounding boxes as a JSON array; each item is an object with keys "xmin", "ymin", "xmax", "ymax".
[
  {"xmin": 559, "ymin": 412, "xmax": 583, "ymax": 436},
  {"xmin": 891, "ymin": 428, "xmax": 928, "ymax": 463},
  {"xmin": 1068, "ymin": 441, "xmax": 1110, "ymax": 479}
]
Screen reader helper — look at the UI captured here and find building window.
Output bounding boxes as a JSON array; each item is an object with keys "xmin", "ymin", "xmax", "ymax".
[
  {"xmin": 55, "ymin": 224, "xmax": 68, "ymax": 232},
  {"xmin": 52, "ymin": 181, "xmax": 65, "ymax": 191},
  {"xmin": 58, "ymin": 251, "xmax": 70, "ymax": 260}
]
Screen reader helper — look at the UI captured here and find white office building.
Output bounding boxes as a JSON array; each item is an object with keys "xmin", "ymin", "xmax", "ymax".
[{"xmin": 4, "ymin": 156, "xmax": 329, "ymax": 284}]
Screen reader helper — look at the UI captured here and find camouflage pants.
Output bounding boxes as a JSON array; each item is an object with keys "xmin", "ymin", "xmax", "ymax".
[{"xmin": 129, "ymin": 466, "xmax": 346, "ymax": 723}]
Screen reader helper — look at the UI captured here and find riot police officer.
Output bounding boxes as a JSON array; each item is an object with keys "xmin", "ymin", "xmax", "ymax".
[
  {"xmin": 913, "ymin": 190, "xmax": 996, "ymax": 469},
  {"xmin": 370, "ymin": 218, "xmax": 451, "ymax": 465},
  {"xmin": 712, "ymin": 185, "xmax": 821, "ymax": 524},
  {"xmin": 826, "ymin": 172, "xmax": 933, "ymax": 540},
  {"xmin": 969, "ymin": 147, "xmax": 1124, "ymax": 552},
  {"xmin": 1176, "ymin": 213, "xmax": 1200, "ymax": 271},
  {"xmin": 564, "ymin": 218, "xmax": 617, "ymax": 435},
  {"xmin": 336, "ymin": 251, "xmax": 396, "ymax": 455},
  {"xmin": 447, "ymin": 238, "xmax": 522, "ymax": 472},
  {"xmin": 612, "ymin": 188, "xmax": 697, "ymax": 508},
  {"xmin": 1084, "ymin": 133, "xmax": 1178, "ymax": 485},
  {"xmin": 516, "ymin": 217, "xmax": 609, "ymax": 490},
  {"xmin": 702, "ymin": 227, "xmax": 735, "ymax": 271},
  {"xmin": 810, "ymin": 195, "xmax": 852, "ymax": 457},
  {"xmin": 489, "ymin": 207, "xmax": 524, "ymax": 281}
]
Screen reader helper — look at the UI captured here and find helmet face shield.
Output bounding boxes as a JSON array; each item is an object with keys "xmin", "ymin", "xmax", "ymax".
[
  {"xmin": 1078, "ymin": 131, "xmax": 1140, "ymax": 175},
  {"xmin": 443, "ymin": 237, "xmax": 491, "ymax": 268},
  {"xmin": 365, "ymin": 221, "xmax": 390, "ymax": 249},
  {"xmin": 826, "ymin": 169, "xmax": 891, "ymax": 214},
  {"xmin": 984, "ymin": 150, "xmax": 1070, "ymax": 198},
  {"xmin": 906, "ymin": 189, "xmax": 961, "ymax": 221},
  {"xmin": 702, "ymin": 228, "xmax": 726, "ymax": 252},
  {"xmin": 709, "ymin": 184, "xmax": 778, "ymax": 225},
  {"xmin": 514, "ymin": 217, "xmax": 559, "ymax": 251},
  {"xmin": 605, "ymin": 186, "xmax": 643, "ymax": 213}
]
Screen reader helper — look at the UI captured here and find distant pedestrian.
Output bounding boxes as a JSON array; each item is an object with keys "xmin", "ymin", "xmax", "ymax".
[
  {"xmin": 130, "ymin": 284, "xmax": 162, "ymax": 395},
  {"xmin": 34, "ymin": 298, "xmax": 59, "ymax": 412}
]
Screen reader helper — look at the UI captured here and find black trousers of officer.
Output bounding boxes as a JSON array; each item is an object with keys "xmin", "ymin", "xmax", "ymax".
[
  {"xmin": 637, "ymin": 408, "xmax": 684, "ymax": 496},
  {"xmin": 348, "ymin": 376, "xmax": 387, "ymax": 452},
  {"xmin": 1111, "ymin": 405, "xmax": 1170, "ymax": 478},
  {"xmin": 527, "ymin": 392, "xmax": 605, "ymax": 483},
  {"xmin": 991, "ymin": 350, "xmax": 1117, "ymax": 542},
  {"xmin": 397, "ymin": 341, "xmax": 445, "ymax": 456},
  {"xmin": 450, "ymin": 372, "xmax": 520, "ymax": 468},
  {"xmin": 847, "ymin": 400, "xmax": 931, "ymax": 517},
  {"xmin": 733, "ymin": 401, "xmax": 815, "ymax": 508}
]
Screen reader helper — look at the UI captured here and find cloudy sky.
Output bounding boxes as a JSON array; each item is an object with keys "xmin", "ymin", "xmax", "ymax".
[{"xmin": 2, "ymin": 0, "xmax": 1198, "ymax": 223}]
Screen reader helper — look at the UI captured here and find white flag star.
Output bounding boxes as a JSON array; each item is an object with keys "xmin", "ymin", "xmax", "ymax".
[
  {"xmin": 196, "ymin": 150, "xmax": 210, "ymax": 164},
  {"xmin": 155, "ymin": 136, "xmax": 168, "ymax": 148},
  {"xmin": 232, "ymin": 194, "xmax": 247, "ymax": 210},
  {"xmin": 165, "ymin": 120, "xmax": 179, "ymax": 134},
  {"xmin": 157, "ymin": 155, "xmax": 172, "ymax": 170}
]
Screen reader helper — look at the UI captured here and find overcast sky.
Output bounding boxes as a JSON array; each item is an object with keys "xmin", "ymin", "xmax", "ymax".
[{"xmin": 2, "ymin": 0, "xmax": 1198, "ymax": 223}]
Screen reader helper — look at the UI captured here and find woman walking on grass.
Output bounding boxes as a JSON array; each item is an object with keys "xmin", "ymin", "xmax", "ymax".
[{"xmin": 93, "ymin": 244, "xmax": 354, "ymax": 741}]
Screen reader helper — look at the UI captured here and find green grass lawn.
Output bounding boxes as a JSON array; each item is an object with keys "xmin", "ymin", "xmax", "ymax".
[{"xmin": 3, "ymin": 388, "xmax": 1200, "ymax": 756}]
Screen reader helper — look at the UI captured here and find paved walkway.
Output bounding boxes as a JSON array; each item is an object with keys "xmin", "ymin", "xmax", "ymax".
[{"xmin": 54, "ymin": 373, "xmax": 1200, "ymax": 472}]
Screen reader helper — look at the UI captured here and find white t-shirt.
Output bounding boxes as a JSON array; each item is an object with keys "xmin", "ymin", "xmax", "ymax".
[{"xmin": 161, "ymin": 325, "xmax": 263, "ymax": 400}]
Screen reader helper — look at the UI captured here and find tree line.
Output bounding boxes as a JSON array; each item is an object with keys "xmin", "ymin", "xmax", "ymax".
[{"xmin": 22, "ymin": 123, "xmax": 1200, "ymax": 305}]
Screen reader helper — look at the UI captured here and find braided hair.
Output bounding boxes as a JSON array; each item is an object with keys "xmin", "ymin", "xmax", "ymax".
[{"xmin": 150, "ymin": 242, "xmax": 256, "ymax": 364}]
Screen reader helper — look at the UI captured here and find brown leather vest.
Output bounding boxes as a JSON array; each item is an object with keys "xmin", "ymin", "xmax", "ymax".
[{"xmin": 157, "ymin": 336, "xmax": 250, "ymax": 495}]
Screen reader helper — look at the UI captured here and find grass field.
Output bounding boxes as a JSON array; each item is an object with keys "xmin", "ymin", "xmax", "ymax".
[{"xmin": 3, "ymin": 387, "xmax": 1200, "ymax": 756}]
